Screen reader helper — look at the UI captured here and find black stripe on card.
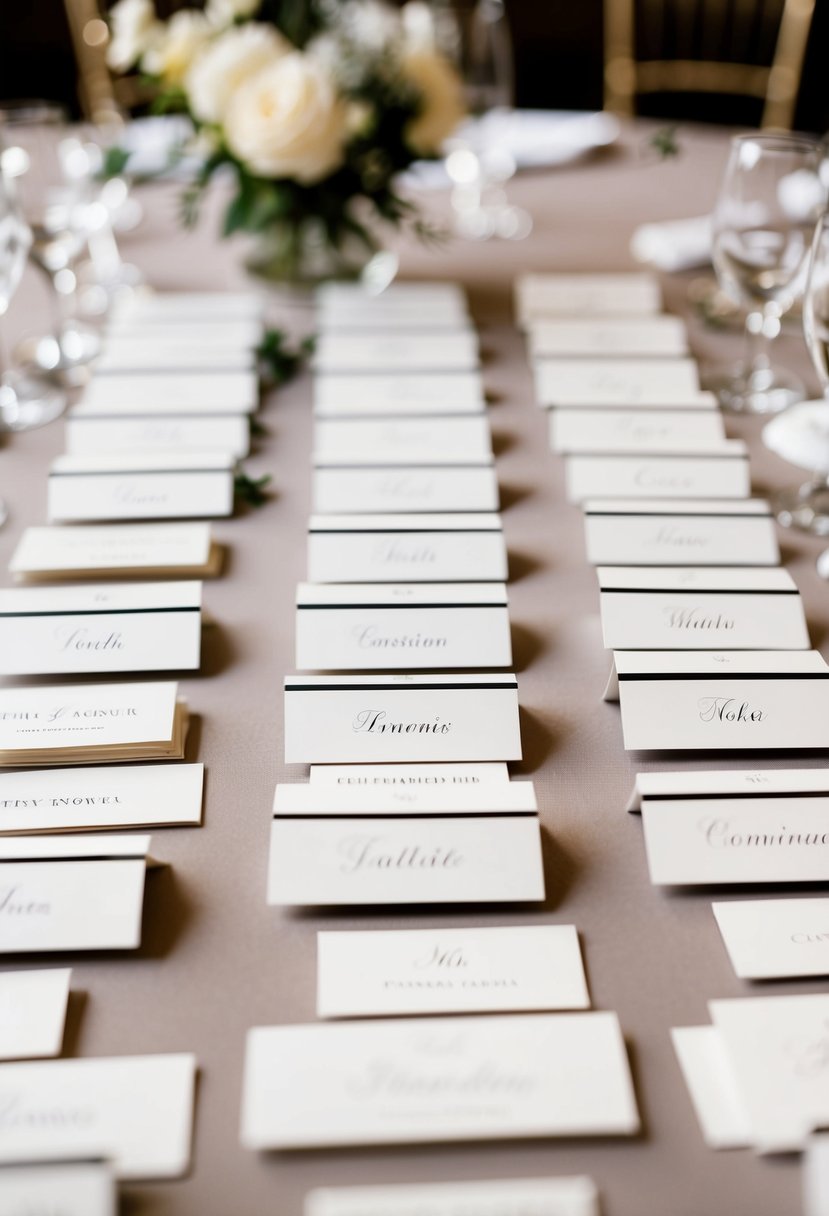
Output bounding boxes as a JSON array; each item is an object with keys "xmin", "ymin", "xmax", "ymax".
[
  {"xmin": 50, "ymin": 468, "xmax": 228, "ymax": 478},
  {"xmin": 296, "ymin": 602, "xmax": 507, "ymax": 611},
  {"xmin": 0, "ymin": 606, "xmax": 200, "ymax": 619},
  {"xmin": 273, "ymin": 811, "xmax": 537, "ymax": 821},
  {"xmin": 285, "ymin": 681, "xmax": 518, "ymax": 691},
  {"xmin": 314, "ymin": 463, "xmax": 494, "ymax": 471},
  {"xmin": 585, "ymin": 510, "xmax": 771, "ymax": 519},
  {"xmin": 309, "ymin": 528, "xmax": 502, "ymax": 535},
  {"xmin": 601, "ymin": 587, "xmax": 798, "ymax": 596},
  {"xmin": 618, "ymin": 672, "xmax": 829, "ymax": 682},
  {"xmin": 0, "ymin": 853, "xmax": 147, "ymax": 863},
  {"xmin": 640, "ymin": 789, "xmax": 829, "ymax": 803}
]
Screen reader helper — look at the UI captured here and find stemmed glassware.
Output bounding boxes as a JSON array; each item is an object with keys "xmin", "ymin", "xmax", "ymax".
[{"xmin": 707, "ymin": 132, "xmax": 826, "ymax": 414}]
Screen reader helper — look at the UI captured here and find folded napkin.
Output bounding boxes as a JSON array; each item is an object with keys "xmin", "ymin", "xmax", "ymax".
[{"xmin": 630, "ymin": 215, "xmax": 712, "ymax": 272}]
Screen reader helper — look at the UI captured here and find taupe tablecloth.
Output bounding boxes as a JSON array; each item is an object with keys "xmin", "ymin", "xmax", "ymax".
[{"xmin": 0, "ymin": 120, "xmax": 825, "ymax": 1214}]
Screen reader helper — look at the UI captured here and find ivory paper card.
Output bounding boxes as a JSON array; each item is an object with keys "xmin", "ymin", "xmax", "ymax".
[
  {"xmin": 0, "ymin": 1162, "xmax": 115, "ymax": 1216},
  {"xmin": 313, "ymin": 416, "xmax": 492, "ymax": 464},
  {"xmin": 583, "ymin": 499, "xmax": 780, "ymax": 566},
  {"xmin": 317, "ymin": 280, "xmax": 467, "ymax": 310},
  {"xmin": 713, "ymin": 898, "xmax": 829, "ymax": 979},
  {"xmin": 0, "ymin": 969, "xmax": 71, "ymax": 1059},
  {"xmin": 598, "ymin": 567, "xmax": 808, "ymax": 650},
  {"xmin": 74, "ymin": 370, "xmax": 258, "ymax": 415},
  {"xmin": 9, "ymin": 522, "xmax": 221, "ymax": 581},
  {"xmin": 671, "ymin": 1026, "xmax": 752, "ymax": 1150},
  {"xmin": 313, "ymin": 463, "xmax": 499, "ymax": 514},
  {"xmin": 48, "ymin": 452, "xmax": 235, "ymax": 522},
  {"xmin": 241, "ymin": 1013, "xmax": 639, "ymax": 1148},
  {"xmin": 535, "ymin": 358, "xmax": 700, "ymax": 407},
  {"xmin": 313, "ymin": 332, "xmax": 480, "ymax": 374},
  {"xmin": 516, "ymin": 271, "xmax": 661, "ymax": 322},
  {"xmin": 95, "ymin": 336, "xmax": 253, "ymax": 373},
  {"xmin": 0, "ymin": 762, "xmax": 204, "ymax": 834},
  {"xmin": 566, "ymin": 448, "xmax": 751, "ymax": 502},
  {"xmin": 309, "ymin": 762, "xmax": 510, "ymax": 786},
  {"xmin": 65, "ymin": 414, "xmax": 249, "ymax": 459},
  {"xmin": 0, "ymin": 1052, "xmax": 196, "ymax": 1178},
  {"xmin": 295, "ymin": 582, "xmax": 512, "ymax": 670},
  {"xmin": 305, "ymin": 1176, "xmax": 600, "ymax": 1216},
  {"xmin": 316, "ymin": 924, "xmax": 589, "ymax": 1017},
  {"xmin": 550, "ymin": 409, "xmax": 725, "ymax": 453},
  {"xmin": 307, "ymin": 514, "xmax": 507, "ymax": 584},
  {"xmin": 0, "ymin": 582, "xmax": 202, "ymax": 675},
  {"xmin": 805, "ymin": 1135, "xmax": 829, "ymax": 1216},
  {"xmin": 283, "ymin": 673, "xmax": 522, "ymax": 764},
  {"xmin": 110, "ymin": 289, "xmax": 261, "ymax": 324},
  {"xmin": 314, "ymin": 372, "xmax": 485, "ymax": 416},
  {"xmin": 530, "ymin": 315, "xmax": 687, "ymax": 358},
  {"xmin": 628, "ymin": 765, "xmax": 829, "ymax": 812},
  {"xmin": 317, "ymin": 294, "xmax": 469, "ymax": 329},
  {"xmin": 273, "ymin": 780, "xmax": 536, "ymax": 816}
]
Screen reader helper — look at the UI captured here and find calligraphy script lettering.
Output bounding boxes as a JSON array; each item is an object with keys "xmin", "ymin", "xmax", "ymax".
[
  {"xmin": 353, "ymin": 710, "xmax": 451, "ymax": 735},
  {"xmin": 698, "ymin": 697, "xmax": 765, "ymax": 723}
]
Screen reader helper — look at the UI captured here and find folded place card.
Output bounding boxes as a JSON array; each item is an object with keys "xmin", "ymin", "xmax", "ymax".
[
  {"xmin": 65, "ymin": 414, "xmax": 250, "ymax": 458},
  {"xmin": 267, "ymin": 815, "xmax": 544, "ymax": 906},
  {"xmin": 550, "ymin": 408, "xmax": 725, "ymax": 453},
  {"xmin": 516, "ymin": 271, "xmax": 661, "ymax": 323},
  {"xmin": 609, "ymin": 649, "xmax": 829, "ymax": 752},
  {"xmin": 273, "ymin": 781, "xmax": 536, "ymax": 817},
  {"xmin": 241, "ymin": 1012, "xmax": 638, "ymax": 1149},
  {"xmin": 0, "ymin": 1052, "xmax": 195, "ymax": 1178},
  {"xmin": 110, "ymin": 288, "xmax": 261, "ymax": 324},
  {"xmin": 713, "ymin": 897, "xmax": 829, "ymax": 979},
  {"xmin": 0, "ymin": 1162, "xmax": 115, "ymax": 1216},
  {"xmin": 103, "ymin": 317, "xmax": 261, "ymax": 347},
  {"xmin": 284, "ymin": 673, "xmax": 521, "ymax": 764},
  {"xmin": 313, "ymin": 332, "xmax": 480, "ymax": 374},
  {"xmin": 0, "ymin": 681, "xmax": 188, "ymax": 766},
  {"xmin": 313, "ymin": 464, "xmax": 499, "ymax": 514},
  {"xmin": 96, "ymin": 335, "xmax": 254, "ymax": 374},
  {"xmin": 0, "ymin": 762, "xmax": 204, "ymax": 834},
  {"xmin": 805, "ymin": 1134, "xmax": 829, "ymax": 1216},
  {"xmin": 308, "ymin": 514, "xmax": 507, "ymax": 584},
  {"xmin": 0, "ymin": 582, "xmax": 202, "ymax": 675},
  {"xmin": 0, "ymin": 968, "xmax": 71, "ymax": 1059},
  {"xmin": 0, "ymin": 834, "xmax": 154, "ymax": 952},
  {"xmin": 305, "ymin": 1176, "xmax": 600, "ymax": 1216},
  {"xmin": 530, "ymin": 315, "xmax": 688, "ymax": 358},
  {"xmin": 48, "ymin": 452, "xmax": 236, "ymax": 522},
  {"xmin": 710, "ymin": 994, "xmax": 829, "ymax": 1153},
  {"xmin": 583, "ymin": 499, "xmax": 780, "ymax": 566},
  {"xmin": 566, "ymin": 447, "xmax": 751, "ymax": 502},
  {"xmin": 313, "ymin": 416, "xmax": 492, "ymax": 464},
  {"xmin": 317, "ymin": 280, "xmax": 467, "ymax": 311},
  {"xmin": 309, "ymin": 762, "xmax": 510, "ymax": 786},
  {"xmin": 671, "ymin": 1026, "xmax": 752, "ymax": 1150},
  {"xmin": 317, "ymin": 295, "xmax": 469, "ymax": 330},
  {"xmin": 535, "ymin": 358, "xmax": 700, "ymax": 407},
  {"xmin": 629, "ymin": 764, "xmax": 829, "ymax": 811},
  {"xmin": 9, "ymin": 523, "xmax": 221, "ymax": 582},
  {"xmin": 317, "ymin": 924, "xmax": 589, "ymax": 1018},
  {"xmin": 73, "ymin": 370, "xmax": 258, "ymax": 415},
  {"xmin": 295, "ymin": 582, "xmax": 511, "ymax": 671},
  {"xmin": 598, "ymin": 567, "xmax": 808, "ymax": 650},
  {"xmin": 313, "ymin": 372, "xmax": 485, "ymax": 417}
]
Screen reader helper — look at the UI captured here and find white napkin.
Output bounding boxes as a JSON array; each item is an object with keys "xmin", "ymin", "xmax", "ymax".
[{"xmin": 630, "ymin": 215, "xmax": 712, "ymax": 272}]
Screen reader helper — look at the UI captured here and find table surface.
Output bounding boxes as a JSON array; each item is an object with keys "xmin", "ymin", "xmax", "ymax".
[{"xmin": 1, "ymin": 119, "xmax": 826, "ymax": 1215}]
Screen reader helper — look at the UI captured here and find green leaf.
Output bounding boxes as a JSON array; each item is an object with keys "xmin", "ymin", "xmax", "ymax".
[
  {"xmin": 649, "ymin": 125, "xmax": 681, "ymax": 160},
  {"xmin": 256, "ymin": 327, "xmax": 315, "ymax": 387},
  {"xmin": 98, "ymin": 146, "xmax": 131, "ymax": 181},
  {"xmin": 234, "ymin": 470, "xmax": 272, "ymax": 508}
]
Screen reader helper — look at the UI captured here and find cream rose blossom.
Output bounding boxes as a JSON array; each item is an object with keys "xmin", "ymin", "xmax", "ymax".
[
  {"xmin": 141, "ymin": 9, "xmax": 213, "ymax": 85},
  {"xmin": 224, "ymin": 53, "xmax": 347, "ymax": 183},
  {"xmin": 403, "ymin": 49, "xmax": 465, "ymax": 156},
  {"xmin": 205, "ymin": 0, "xmax": 262, "ymax": 29},
  {"xmin": 185, "ymin": 24, "xmax": 290, "ymax": 125},
  {"xmin": 106, "ymin": 0, "xmax": 159, "ymax": 71}
]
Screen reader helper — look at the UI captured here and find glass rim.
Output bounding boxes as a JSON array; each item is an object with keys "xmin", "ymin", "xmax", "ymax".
[{"xmin": 731, "ymin": 130, "xmax": 823, "ymax": 156}]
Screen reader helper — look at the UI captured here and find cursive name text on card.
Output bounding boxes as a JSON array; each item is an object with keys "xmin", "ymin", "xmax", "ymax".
[
  {"xmin": 665, "ymin": 607, "xmax": 735, "ymax": 631},
  {"xmin": 700, "ymin": 818, "xmax": 829, "ymax": 849},
  {"xmin": 698, "ymin": 697, "xmax": 765, "ymax": 723},
  {"xmin": 352, "ymin": 711, "xmax": 452, "ymax": 735},
  {"xmin": 353, "ymin": 626, "xmax": 448, "ymax": 651},
  {"xmin": 338, "ymin": 836, "xmax": 463, "ymax": 874}
]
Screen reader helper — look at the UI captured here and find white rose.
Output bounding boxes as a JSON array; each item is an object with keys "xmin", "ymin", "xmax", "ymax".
[
  {"xmin": 402, "ymin": 49, "xmax": 465, "ymax": 156},
  {"xmin": 106, "ymin": 0, "xmax": 159, "ymax": 71},
  {"xmin": 224, "ymin": 53, "xmax": 347, "ymax": 183},
  {"xmin": 205, "ymin": 0, "xmax": 262, "ymax": 29},
  {"xmin": 185, "ymin": 24, "xmax": 290, "ymax": 124},
  {"xmin": 141, "ymin": 10, "xmax": 213, "ymax": 85}
]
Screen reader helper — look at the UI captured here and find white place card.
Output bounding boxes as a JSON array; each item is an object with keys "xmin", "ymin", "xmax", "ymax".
[
  {"xmin": 305, "ymin": 1176, "xmax": 600, "ymax": 1216},
  {"xmin": 9, "ymin": 522, "xmax": 221, "ymax": 582},
  {"xmin": 313, "ymin": 416, "xmax": 492, "ymax": 464},
  {"xmin": 103, "ymin": 318, "xmax": 261, "ymax": 348},
  {"xmin": 73, "ymin": 370, "xmax": 258, "ymax": 415},
  {"xmin": 0, "ymin": 1162, "xmax": 115, "ymax": 1216},
  {"xmin": 0, "ymin": 835, "xmax": 153, "ymax": 952},
  {"xmin": 567, "ymin": 448, "xmax": 751, "ymax": 502},
  {"xmin": 0, "ymin": 582, "xmax": 202, "ymax": 675},
  {"xmin": 317, "ymin": 295, "xmax": 469, "ymax": 329},
  {"xmin": 0, "ymin": 762, "xmax": 204, "ymax": 834},
  {"xmin": 710, "ymin": 994, "xmax": 829, "ymax": 1153},
  {"xmin": 314, "ymin": 332, "xmax": 480, "ymax": 374},
  {"xmin": 313, "ymin": 464, "xmax": 499, "ymax": 514},
  {"xmin": 273, "ymin": 781, "xmax": 536, "ymax": 817},
  {"xmin": 805, "ymin": 1134, "xmax": 829, "ymax": 1216},
  {"xmin": 0, "ymin": 969, "xmax": 71, "ymax": 1059},
  {"xmin": 516, "ymin": 271, "xmax": 661, "ymax": 322},
  {"xmin": 314, "ymin": 372, "xmax": 485, "ymax": 417},
  {"xmin": 309, "ymin": 762, "xmax": 510, "ymax": 786},
  {"xmin": 713, "ymin": 898, "xmax": 829, "ymax": 979},
  {"xmin": 308, "ymin": 514, "xmax": 507, "ymax": 584},
  {"xmin": 671, "ymin": 1026, "xmax": 752, "ymax": 1150},
  {"xmin": 628, "ymin": 765, "xmax": 829, "ymax": 811},
  {"xmin": 530, "ymin": 315, "xmax": 687, "ymax": 358},
  {"xmin": 0, "ymin": 1053, "xmax": 195, "ymax": 1178},
  {"xmin": 65, "ymin": 414, "xmax": 250, "ymax": 458},
  {"xmin": 241, "ymin": 1012, "xmax": 638, "ymax": 1148},
  {"xmin": 296, "ymin": 582, "xmax": 511, "ymax": 670},
  {"xmin": 318, "ymin": 281, "xmax": 467, "ymax": 309},
  {"xmin": 96, "ymin": 336, "xmax": 253, "ymax": 374},
  {"xmin": 317, "ymin": 924, "xmax": 589, "ymax": 1018},
  {"xmin": 550, "ymin": 408, "xmax": 725, "ymax": 453},
  {"xmin": 535, "ymin": 358, "xmax": 700, "ymax": 407},
  {"xmin": 0, "ymin": 680, "xmax": 187, "ymax": 766},
  {"xmin": 267, "ymin": 815, "xmax": 544, "ymax": 906},
  {"xmin": 110, "ymin": 289, "xmax": 262, "ymax": 324},
  {"xmin": 583, "ymin": 499, "xmax": 780, "ymax": 566},
  {"xmin": 48, "ymin": 452, "xmax": 235, "ymax": 522},
  {"xmin": 598, "ymin": 567, "xmax": 808, "ymax": 650},
  {"xmin": 610, "ymin": 649, "xmax": 829, "ymax": 752},
  {"xmin": 284, "ymin": 673, "xmax": 521, "ymax": 764}
]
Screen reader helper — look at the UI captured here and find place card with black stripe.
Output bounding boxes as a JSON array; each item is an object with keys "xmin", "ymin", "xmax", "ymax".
[
  {"xmin": 307, "ymin": 514, "xmax": 508, "ymax": 584},
  {"xmin": 550, "ymin": 407, "xmax": 725, "ymax": 453},
  {"xmin": 312, "ymin": 461, "xmax": 499, "ymax": 514},
  {"xmin": 313, "ymin": 371, "xmax": 485, "ymax": 417},
  {"xmin": 74, "ymin": 370, "xmax": 259, "ymax": 416},
  {"xmin": 583, "ymin": 499, "xmax": 780, "ymax": 566},
  {"xmin": 109, "ymin": 287, "xmax": 262, "ymax": 326},
  {"xmin": 48, "ymin": 453, "xmax": 235, "ymax": 522},
  {"xmin": 96, "ymin": 329, "xmax": 256, "ymax": 374},
  {"xmin": 65, "ymin": 413, "xmax": 250, "ymax": 458},
  {"xmin": 309, "ymin": 761, "xmax": 510, "ymax": 786},
  {"xmin": 0, "ymin": 582, "xmax": 202, "ymax": 675},
  {"xmin": 313, "ymin": 331, "xmax": 480, "ymax": 374},
  {"xmin": 566, "ymin": 445, "xmax": 750, "ymax": 502},
  {"xmin": 313, "ymin": 415, "xmax": 492, "ymax": 464},
  {"xmin": 606, "ymin": 649, "xmax": 829, "ymax": 752},
  {"xmin": 9, "ymin": 522, "xmax": 222, "ymax": 582},
  {"xmin": 273, "ymin": 780, "xmax": 536, "ymax": 817},
  {"xmin": 283, "ymin": 673, "xmax": 522, "ymax": 764},
  {"xmin": 295, "ymin": 583, "xmax": 511, "ymax": 670},
  {"xmin": 535, "ymin": 357, "xmax": 701, "ymax": 408},
  {"xmin": 516, "ymin": 270, "xmax": 661, "ymax": 323},
  {"xmin": 597, "ymin": 567, "xmax": 808, "ymax": 650},
  {"xmin": 529, "ymin": 315, "xmax": 688, "ymax": 358}
]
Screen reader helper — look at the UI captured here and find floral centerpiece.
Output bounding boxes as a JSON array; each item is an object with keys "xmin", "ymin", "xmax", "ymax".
[{"xmin": 107, "ymin": 0, "xmax": 465, "ymax": 280}]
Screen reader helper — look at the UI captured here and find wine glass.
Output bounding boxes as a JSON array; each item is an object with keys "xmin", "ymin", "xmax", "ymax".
[
  {"xmin": 0, "ymin": 101, "xmax": 102, "ymax": 381},
  {"xmin": 763, "ymin": 210, "xmax": 829, "ymax": 535},
  {"xmin": 707, "ymin": 132, "xmax": 826, "ymax": 414}
]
